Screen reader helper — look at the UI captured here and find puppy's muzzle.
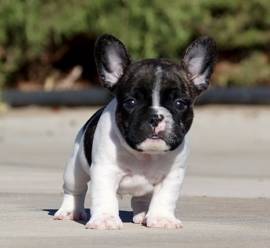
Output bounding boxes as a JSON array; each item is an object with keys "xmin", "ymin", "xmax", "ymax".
[
  {"xmin": 148, "ymin": 113, "xmax": 166, "ymax": 138},
  {"xmin": 149, "ymin": 113, "xmax": 164, "ymax": 127}
]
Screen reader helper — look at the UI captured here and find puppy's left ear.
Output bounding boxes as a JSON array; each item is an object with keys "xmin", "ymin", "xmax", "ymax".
[
  {"xmin": 95, "ymin": 34, "xmax": 131, "ymax": 90},
  {"xmin": 183, "ymin": 36, "xmax": 217, "ymax": 92}
]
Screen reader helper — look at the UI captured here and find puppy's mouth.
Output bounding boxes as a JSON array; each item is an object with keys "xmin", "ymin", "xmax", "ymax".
[
  {"xmin": 149, "ymin": 134, "xmax": 162, "ymax": 140},
  {"xmin": 136, "ymin": 133, "xmax": 169, "ymax": 153},
  {"xmin": 148, "ymin": 130, "xmax": 166, "ymax": 140}
]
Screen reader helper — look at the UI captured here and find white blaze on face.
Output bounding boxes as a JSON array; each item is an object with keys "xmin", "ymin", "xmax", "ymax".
[
  {"xmin": 152, "ymin": 66, "xmax": 165, "ymax": 134},
  {"xmin": 152, "ymin": 66, "xmax": 163, "ymax": 107},
  {"xmin": 151, "ymin": 66, "xmax": 174, "ymax": 135}
]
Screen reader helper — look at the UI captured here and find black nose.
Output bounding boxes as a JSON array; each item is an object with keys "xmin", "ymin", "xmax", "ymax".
[{"xmin": 149, "ymin": 114, "xmax": 164, "ymax": 127}]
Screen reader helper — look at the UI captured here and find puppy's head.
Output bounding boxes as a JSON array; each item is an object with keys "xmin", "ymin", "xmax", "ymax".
[{"xmin": 95, "ymin": 34, "xmax": 217, "ymax": 153}]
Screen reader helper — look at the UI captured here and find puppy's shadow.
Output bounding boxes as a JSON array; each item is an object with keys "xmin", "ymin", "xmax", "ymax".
[{"xmin": 43, "ymin": 209, "xmax": 133, "ymax": 225}]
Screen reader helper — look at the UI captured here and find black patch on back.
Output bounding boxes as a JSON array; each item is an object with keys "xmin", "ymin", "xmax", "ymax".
[{"xmin": 83, "ymin": 107, "xmax": 105, "ymax": 166}]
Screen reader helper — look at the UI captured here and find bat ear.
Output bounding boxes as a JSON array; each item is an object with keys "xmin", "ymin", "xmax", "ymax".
[
  {"xmin": 183, "ymin": 36, "xmax": 217, "ymax": 92},
  {"xmin": 94, "ymin": 34, "xmax": 131, "ymax": 90}
]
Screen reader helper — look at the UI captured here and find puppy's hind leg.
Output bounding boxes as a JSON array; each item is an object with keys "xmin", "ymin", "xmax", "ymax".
[
  {"xmin": 131, "ymin": 193, "xmax": 152, "ymax": 224},
  {"xmin": 54, "ymin": 131, "xmax": 90, "ymax": 221}
]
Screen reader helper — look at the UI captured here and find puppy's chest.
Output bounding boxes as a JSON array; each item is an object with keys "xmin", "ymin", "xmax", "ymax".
[{"xmin": 117, "ymin": 158, "xmax": 168, "ymax": 197}]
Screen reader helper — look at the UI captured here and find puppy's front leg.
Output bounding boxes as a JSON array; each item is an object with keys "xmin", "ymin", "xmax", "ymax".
[
  {"xmin": 86, "ymin": 165, "xmax": 123, "ymax": 230},
  {"xmin": 145, "ymin": 166, "xmax": 186, "ymax": 229}
]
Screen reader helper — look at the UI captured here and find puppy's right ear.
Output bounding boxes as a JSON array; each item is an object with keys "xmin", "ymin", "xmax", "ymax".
[{"xmin": 94, "ymin": 34, "xmax": 131, "ymax": 90}]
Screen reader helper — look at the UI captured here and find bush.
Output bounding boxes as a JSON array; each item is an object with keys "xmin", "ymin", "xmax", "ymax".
[{"xmin": 0, "ymin": 0, "xmax": 270, "ymax": 88}]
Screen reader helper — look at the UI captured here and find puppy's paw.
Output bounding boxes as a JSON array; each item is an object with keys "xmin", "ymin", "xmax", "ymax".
[
  {"xmin": 53, "ymin": 208, "xmax": 88, "ymax": 221},
  {"xmin": 85, "ymin": 214, "xmax": 123, "ymax": 230},
  {"xmin": 145, "ymin": 215, "xmax": 183, "ymax": 229},
  {"xmin": 133, "ymin": 212, "xmax": 146, "ymax": 224}
]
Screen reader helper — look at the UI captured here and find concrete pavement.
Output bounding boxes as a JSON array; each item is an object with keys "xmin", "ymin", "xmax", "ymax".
[{"xmin": 0, "ymin": 106, "xmax": 269, "ymax": 247}]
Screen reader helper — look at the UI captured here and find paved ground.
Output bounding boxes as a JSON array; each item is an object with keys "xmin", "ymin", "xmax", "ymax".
[{"xmin": 0, "ymin": 105, "xmax": 270, "ymax": 247}]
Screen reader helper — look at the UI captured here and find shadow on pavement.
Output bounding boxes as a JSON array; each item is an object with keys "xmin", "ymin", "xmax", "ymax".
[{"xmin": 43, "ymin": 209, "xmax": 134, "ymax": 225}]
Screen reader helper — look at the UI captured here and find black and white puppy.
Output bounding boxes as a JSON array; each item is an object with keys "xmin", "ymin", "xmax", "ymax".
[{"xmin": 54, "ymin": 34, "xmax": 217, "ymax": 229}]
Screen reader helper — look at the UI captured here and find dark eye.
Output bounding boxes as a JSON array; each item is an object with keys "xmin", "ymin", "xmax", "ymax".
[
  {"xmin": 174, "ymin": 99, "xmax": 188, "ymax": 111},
  {"xmin": 123, "ymin": 98, "xmax": 137, "ymax": 111}
]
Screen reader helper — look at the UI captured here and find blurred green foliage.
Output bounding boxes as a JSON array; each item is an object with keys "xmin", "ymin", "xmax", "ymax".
[{"xmin": 0, "ymin": 0, "xmax": 270, "ymax": 88}]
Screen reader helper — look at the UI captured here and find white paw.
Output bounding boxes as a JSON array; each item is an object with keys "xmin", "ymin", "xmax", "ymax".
[
  {"xmin": 133, "ymin": 212, "xmax": 146, "ymax": 224},
  {"xmin": 145, "ymin": 215, "xmax": 183, "ymax": 229},
  {"xmin": 53, "ymin": 208, "xmax": 88, "ymax": 221},
  {"xmin": 85, "ymin": 214, "xmax": 123, "ymax": 230}
]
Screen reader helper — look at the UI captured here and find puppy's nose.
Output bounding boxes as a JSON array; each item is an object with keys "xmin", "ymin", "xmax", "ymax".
[{"xmin": 149, "ymin": 114, "xmax": 164, "ymax": 127}]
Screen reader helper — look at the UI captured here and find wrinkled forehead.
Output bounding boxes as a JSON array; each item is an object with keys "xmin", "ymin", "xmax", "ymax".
[{"xmin": 117, "ymin": 60, "xmax": 189, "ymax": 99}]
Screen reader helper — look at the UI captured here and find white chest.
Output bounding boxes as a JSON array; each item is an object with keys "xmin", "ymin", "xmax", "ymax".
[
  {"xmin": 116, "ymin": 155, "xmax": 170, "ymax": 197},
  {"xmin": 118, "ymin": 174, "xmax": 154, "ymax": 196}
]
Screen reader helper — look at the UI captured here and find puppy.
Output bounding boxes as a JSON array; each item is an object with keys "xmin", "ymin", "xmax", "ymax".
[{"xmin": 54, "ymin": 34, "xmax": 217, "ymax": 229}]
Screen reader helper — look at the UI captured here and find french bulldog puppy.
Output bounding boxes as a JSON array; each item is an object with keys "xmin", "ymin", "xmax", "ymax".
[{"xmin": 54, "ymin": 34, "xmax": 217, "ymax": 229}]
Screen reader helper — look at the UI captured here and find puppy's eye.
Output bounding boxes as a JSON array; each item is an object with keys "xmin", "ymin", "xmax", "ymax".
[
  {"xmin": 123, "ymin": 98, "xmax": 137, "ymax": 111},
  {"xmin": 174, "ymin": 99, "xmax": 188, "ymax": 111}
]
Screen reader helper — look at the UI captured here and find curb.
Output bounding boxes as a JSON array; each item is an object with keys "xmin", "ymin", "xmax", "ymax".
[
  {"xmin": 1, "ymin": 88, "xmax": 111, "ymax": 107},
  {"xmin": 197, "ymin": 87, "xmax": 270, "ymax": 105},
  {"xmin": 1, "ymin": 87, "xmax": 270, "ymax": 106}
]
